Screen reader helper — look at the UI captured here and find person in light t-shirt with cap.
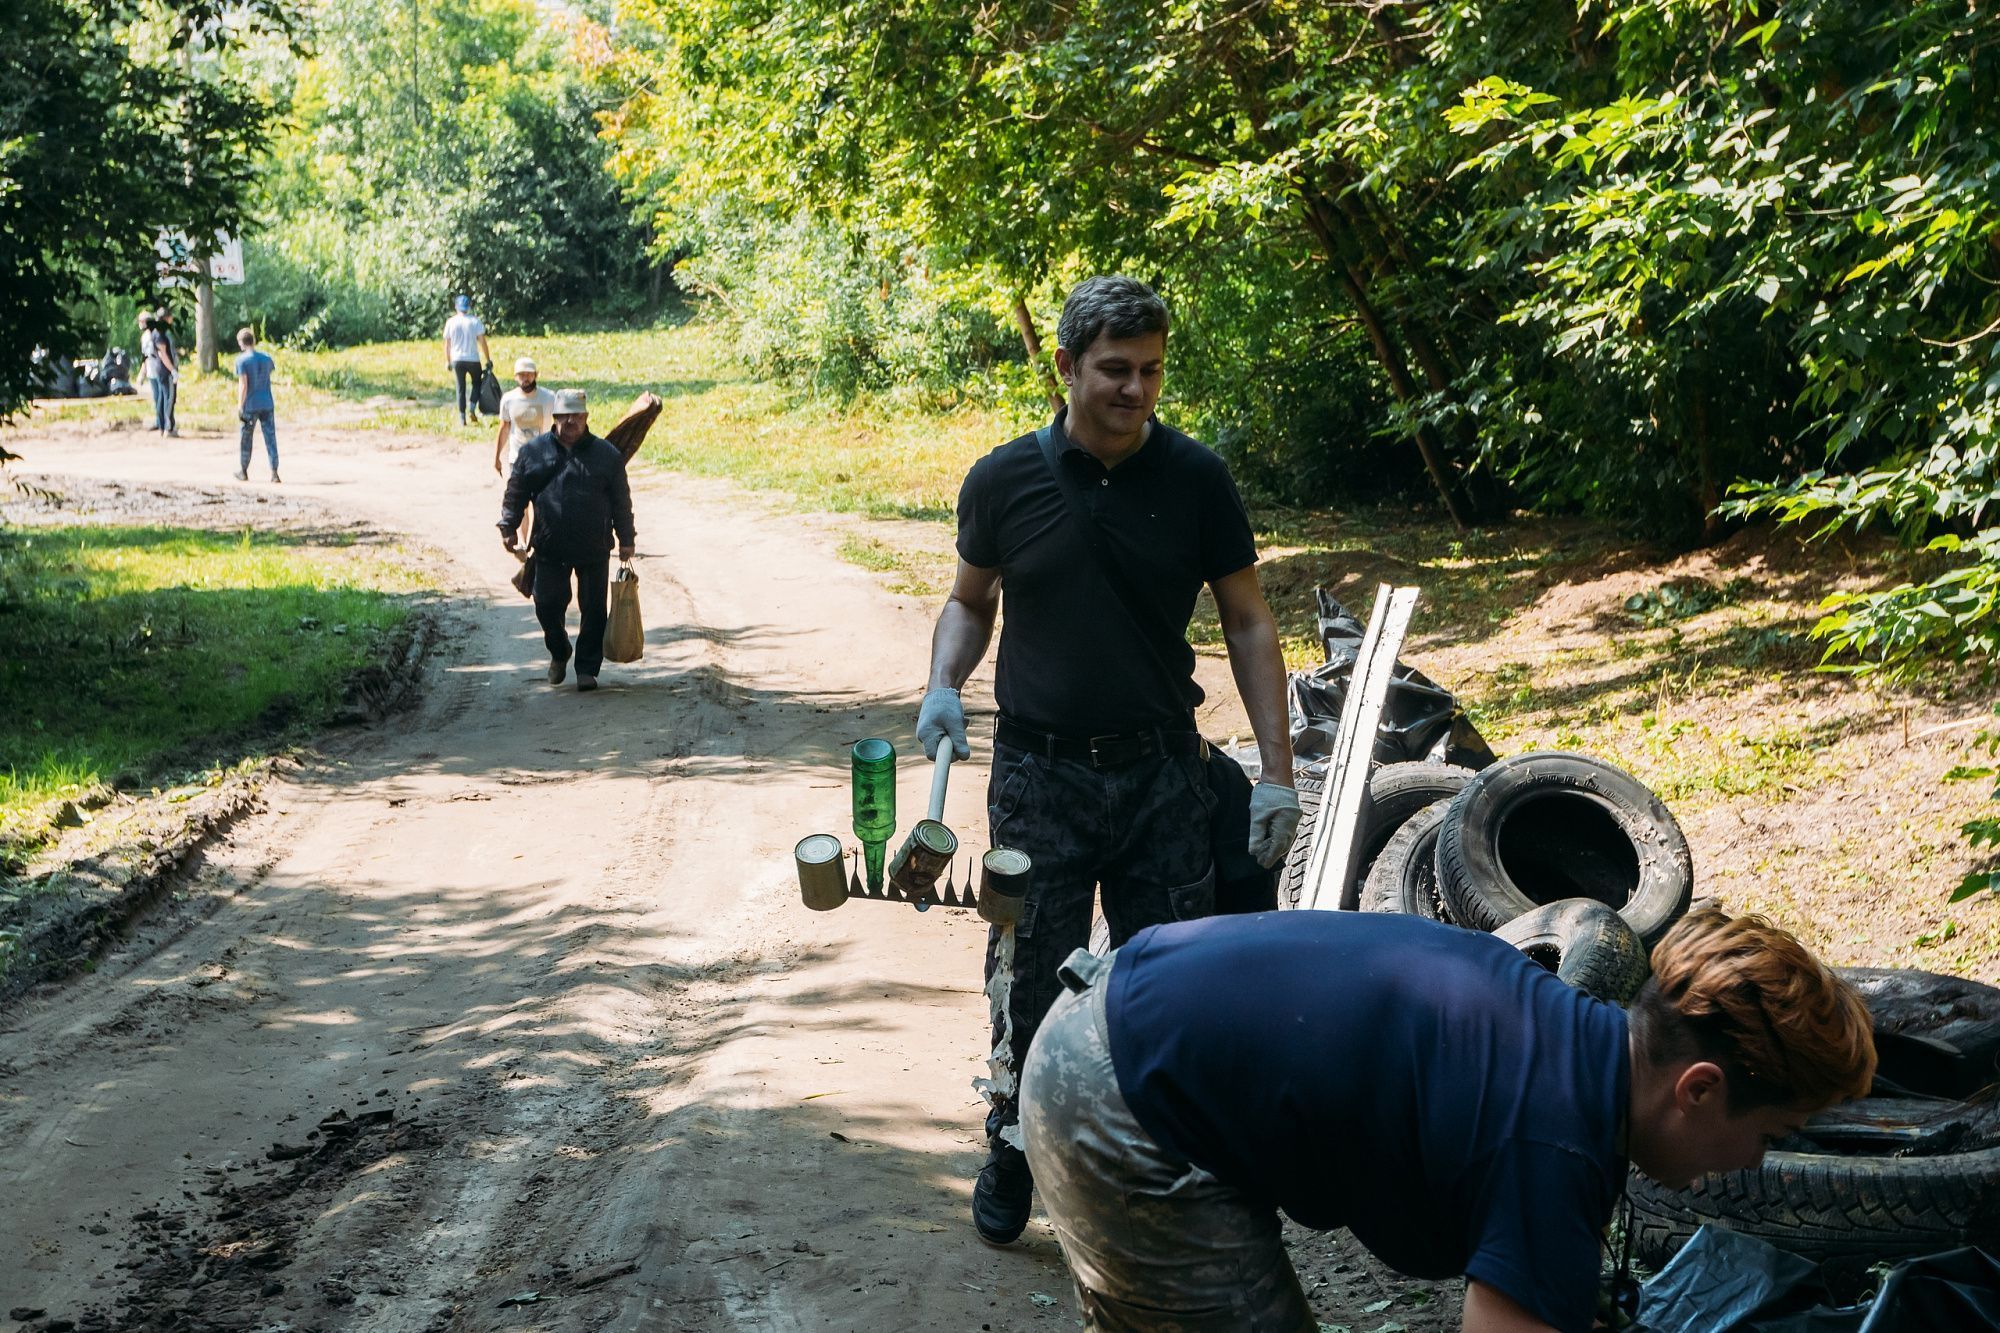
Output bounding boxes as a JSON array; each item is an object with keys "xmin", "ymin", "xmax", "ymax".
[
  {"xmin": 495, "ymin": 357, "xmax": 556, "ymax": 543},
  {"xmin": 442, "ymin": 294, "xmax": 491, "ymax": 426}
]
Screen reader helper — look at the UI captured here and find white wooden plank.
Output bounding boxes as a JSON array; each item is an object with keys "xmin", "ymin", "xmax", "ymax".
[
  {"xmin": 1303, "ymin": 584, "xmax": 1419, "ymax": 910},
  {"xmin": 1299, "ymin": 584, "xmax": 1390, "ymax": 910}
]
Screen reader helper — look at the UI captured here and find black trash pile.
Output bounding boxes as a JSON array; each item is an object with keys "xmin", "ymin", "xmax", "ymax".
[
  {"xmin": 30, "ymin": 347, "xmax": 137, "ymax": 399},
  {"xmin": 1278, "ymin": 589, "xmax": 2000, "ymax": 1282},
  {"xmin": 1279, "ymin": 589, "xmax": 1693, "ymax": 1005}
]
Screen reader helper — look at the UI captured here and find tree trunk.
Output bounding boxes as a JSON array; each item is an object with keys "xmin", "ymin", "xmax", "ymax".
[
  {"xmin": 1013, "ymin": 295, "xmax": 1065, "ymax": 413},
  {"xmin": 1301, "ymin": 201, "xmax": 1475, "ymax": 530},
  {"xmin": 196, "ymin": 258, "xmax": 218, "ymax": 374}
]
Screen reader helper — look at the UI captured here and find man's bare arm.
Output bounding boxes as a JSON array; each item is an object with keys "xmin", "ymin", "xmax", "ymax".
[
  {"xmin": 1210, "ymin": 565, "xmax": 1294, "ymax": 786},
  {"xmin": 927, "ymin": 560, "xmax": 1001, "ymax": 691},
  {"xmin": 1461, "ymin": 1281, "xmax": 1559, "ymax": 1333}
]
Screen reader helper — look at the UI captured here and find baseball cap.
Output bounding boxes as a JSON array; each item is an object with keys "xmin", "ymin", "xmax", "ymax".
[
  {"xmin": 552, "ymin": 389, "xmax": 587, "ymax": 415},
  {"xmin": 514, "ymin": 357, "xmax": 537, "ymax": 374},
  {"xmin": 454, "ymin": 294, "xmax": 470, "ymax": 312}
]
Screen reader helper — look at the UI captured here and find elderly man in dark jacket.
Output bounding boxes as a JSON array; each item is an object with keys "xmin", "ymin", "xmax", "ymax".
[{"xmin": 499, "ymin": 388, "xmax": 636, "ymax": 692}]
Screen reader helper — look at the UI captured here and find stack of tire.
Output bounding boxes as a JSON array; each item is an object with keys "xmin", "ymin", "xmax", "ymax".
[
  {"xmin": 1282, "ymin": 749, "xmax": 1693, "ymax": 1005},
  {"xmin": 1282, "ymin": 752, "xmax": 2000, "ymax": 1282}
]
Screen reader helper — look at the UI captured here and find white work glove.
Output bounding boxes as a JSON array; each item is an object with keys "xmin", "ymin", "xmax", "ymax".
[
  {"xmin": 1247, "ymin": 782, "xmax": 1303, "ymax": 870},
  {"xmin": 916, "ymin": 686, "xmax": 970, "ymax": 761}
]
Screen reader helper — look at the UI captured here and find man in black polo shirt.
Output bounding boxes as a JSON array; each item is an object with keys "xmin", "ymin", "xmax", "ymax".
[{"xmin": 917, "ymin": 275, "xmax": 1300, "ymax": 1244}]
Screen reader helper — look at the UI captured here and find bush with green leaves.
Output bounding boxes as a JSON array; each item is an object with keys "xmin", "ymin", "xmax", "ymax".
[{"xmin": 218, "ymin": 0, "xmax": 655, "ymax": 348}]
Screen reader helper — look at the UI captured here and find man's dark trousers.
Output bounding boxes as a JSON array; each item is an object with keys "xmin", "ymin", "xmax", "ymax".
[
  {"xmin": 533, "ymin": 555, "xmax": 610, "ymax": 676},
  {"xmin": 983, "ymin": 739, "xmax": 1215, "ymax": 1142}
]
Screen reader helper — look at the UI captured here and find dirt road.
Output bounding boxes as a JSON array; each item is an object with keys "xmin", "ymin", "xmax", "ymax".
[{"xmin": 1, "ymin": 420, "xmax": 1448, "ymax": 1332}]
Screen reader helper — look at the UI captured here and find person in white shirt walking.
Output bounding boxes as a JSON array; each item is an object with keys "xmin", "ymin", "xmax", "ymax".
[
  {"xmin": 442, "ymin": 295, "xmax": 492, "ymax": 426},
  {"xmin": 494, "ymin": 357, "xmax": 556, "ymax": 544}
]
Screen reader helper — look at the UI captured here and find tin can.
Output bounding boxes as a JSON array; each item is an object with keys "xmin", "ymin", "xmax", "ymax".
[
  {"xmin": 888, "ymin": 817, "xmax": 959, "ymax": 907},
  {"xmin": 978, "ymin": 846, "xmax": 1032, "ymax": 925},
  {"xmin": 796, "ymin": 833, "xmax": 849, "ymax": 911}
]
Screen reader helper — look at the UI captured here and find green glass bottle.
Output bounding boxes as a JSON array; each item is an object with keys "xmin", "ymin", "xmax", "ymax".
[{"xmin": 850, "ymin": 738, "xmax": 897, "ymax": 892}]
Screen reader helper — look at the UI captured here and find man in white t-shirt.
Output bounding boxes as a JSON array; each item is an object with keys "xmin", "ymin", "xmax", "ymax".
[
  {"xmin": 495, "ymin": 357, "xmax": 557, "ymax": 543},
  {"xmin": 442, "ymin": 295, "xmax": 492, "ymax": 426}
]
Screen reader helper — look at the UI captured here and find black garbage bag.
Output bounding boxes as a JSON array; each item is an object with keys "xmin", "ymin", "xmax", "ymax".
[
  {"xmin": 1634, "ymin": 1225, "xmax": 2000, "ymax": 1333},
  {"xmin": 1634, "ymin": 1226, "xmax": 1860, "ymax": 1333},
  {"xmin": 28, "ymin": 348, "xmax": 69, "ymax": 397},
  {"xmin": 1289, "ymin": 588, "xmax": 1496, "ymax": 770},
  {"xmin": 1861, "ymin": 1247, "xmax": 2000, "ymax": 1332},
  {"xmin": 476, "ymin": 360, "xmax": 502, "ymax": 417},
  {"xmin": 101, "ymin": 346, "xmax": 135, "ymax": 394}
]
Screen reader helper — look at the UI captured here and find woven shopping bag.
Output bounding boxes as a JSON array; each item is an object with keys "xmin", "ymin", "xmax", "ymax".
[{"xmin": 604, "ymin": 562, "xmax": 644, "ymax": 662}]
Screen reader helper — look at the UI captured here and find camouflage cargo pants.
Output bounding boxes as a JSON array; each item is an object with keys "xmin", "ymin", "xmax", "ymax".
[
  {"xmin": 982, "ymin": 741, "xmax": 1215, "ymax": 1142},
  {"xmin": 1021, "ymin": 947, "xmax": 1316, "ymax": 1331}
]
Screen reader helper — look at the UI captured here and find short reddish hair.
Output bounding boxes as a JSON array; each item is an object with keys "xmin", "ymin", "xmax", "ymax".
[{"xmin": 1631, "ymin": 908, "xmax": 1876, "ymax": 1112}]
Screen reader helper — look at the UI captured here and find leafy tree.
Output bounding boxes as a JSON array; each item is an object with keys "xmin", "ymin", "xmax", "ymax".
[
  {"xmin": 1, "ymin": 0, "xmax": 296, "ymax": 420},
  {"xmin": 226, "ymin": 0, "xmax": 655, "ymax": 345}
]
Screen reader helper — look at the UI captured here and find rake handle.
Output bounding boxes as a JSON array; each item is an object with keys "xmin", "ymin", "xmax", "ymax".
[{"xmin": 926, "ymin": 748, "xmax": 952, "ymax": 822}]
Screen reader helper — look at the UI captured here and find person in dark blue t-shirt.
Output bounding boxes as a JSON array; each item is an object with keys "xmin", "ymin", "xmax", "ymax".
[{"xmin": 1019, "ymin": 909, "xmax": 1876, "ymax": 1333}]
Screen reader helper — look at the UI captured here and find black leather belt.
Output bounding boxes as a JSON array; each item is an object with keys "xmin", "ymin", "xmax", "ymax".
[{"xmin": 995, "ymin": 717, "xmax": 1205, "ymax": 769}]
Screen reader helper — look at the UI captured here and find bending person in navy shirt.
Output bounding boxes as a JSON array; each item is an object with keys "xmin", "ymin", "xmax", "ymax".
[{"xmin": 1019, "ymin": 908, "xmax": 1876, "ymax": 1333}]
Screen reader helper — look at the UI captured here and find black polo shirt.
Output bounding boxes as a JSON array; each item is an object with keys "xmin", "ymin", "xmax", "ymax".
[{"xmin": 956, "ymin": 409, "xmax": 1258, "ymax": 736}]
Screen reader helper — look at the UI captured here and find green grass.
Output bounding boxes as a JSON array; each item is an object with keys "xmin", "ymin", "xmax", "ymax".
[
  {"xmin": 296, "ymin": 322, "xmax": 1029, "ymax": 521},
  {"xmin": 0, "ymin": 524, "xmax": 429, "ymax": 870}
]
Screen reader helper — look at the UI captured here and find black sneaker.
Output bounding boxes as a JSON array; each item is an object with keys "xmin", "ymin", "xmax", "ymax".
[{"xmin": 972, "ymin": 1140, "xmax": 1033, "ymax": 1244}]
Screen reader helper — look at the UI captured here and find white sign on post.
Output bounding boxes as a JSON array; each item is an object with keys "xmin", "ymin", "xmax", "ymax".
[{"xmin": 155, "ymin": 229, "xmax": 245, "ymax": 286}]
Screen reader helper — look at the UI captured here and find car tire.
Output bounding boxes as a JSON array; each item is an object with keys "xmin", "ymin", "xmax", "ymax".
[
  {"xmin": 1492, "ymin": 899, "xmax": 1648, "ymax": 1004},
  {"xmin": 1358, "ymin": 800, "xmax": 1452, "ymax": 922},
  {"xmin": 1277, "ymin": 772, "xmax": 1324, "ymax": 910},
  {"xmin": 1435, "ymin": 751, "xmax": 1691, "ymax": 946},
  {"xmin": 1357, "ymin": 763, "xmax": 1476, "ymax": 878},
  {"xmin": 1629, "ymin": 1143, "xmax": 2000, "ymax": 1288}
]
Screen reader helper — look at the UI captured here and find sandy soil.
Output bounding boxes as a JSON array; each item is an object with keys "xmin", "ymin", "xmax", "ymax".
[{"xmin": 0, "ymin": 419, "xmax": 1452, "ymax": 1332}]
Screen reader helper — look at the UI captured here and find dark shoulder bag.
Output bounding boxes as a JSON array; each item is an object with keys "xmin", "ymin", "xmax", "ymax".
[
  {"xmin": 1033, "ymin": 426, "xmax": 1278, "ymax": 913},
  {"xmin": 506, "ymin": 454, "xmax": 565, "ymax": 599}
]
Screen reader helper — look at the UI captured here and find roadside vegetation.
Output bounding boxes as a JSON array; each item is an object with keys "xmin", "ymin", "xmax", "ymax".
[{"xmin": 0, "ymin": 524, "xmax": 429, "ymax": 877}]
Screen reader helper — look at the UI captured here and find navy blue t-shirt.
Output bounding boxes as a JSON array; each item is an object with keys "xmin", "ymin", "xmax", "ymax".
[{"xmin": 1106, "ymin": 912, "xmax": 1628, "ymax": 1333}]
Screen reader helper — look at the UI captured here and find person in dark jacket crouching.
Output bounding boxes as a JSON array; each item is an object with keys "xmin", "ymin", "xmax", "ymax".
[
  {"xmin": 1020, "ymin": 908, "xmax": 1876, "ymax": 1333},
  {"xmin": 499, "ymin": 388, "xmax": 635, "ymax": 692}
]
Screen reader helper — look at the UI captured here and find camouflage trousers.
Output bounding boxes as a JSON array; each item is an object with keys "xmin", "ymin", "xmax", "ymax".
[
  {"xmin": 1021, "ymin": 948, "xmax": 1316, "ymax": 1333},
  {"xmin": 981, "ymin": 741, "xmax": 1215, "ymax": 1142}
]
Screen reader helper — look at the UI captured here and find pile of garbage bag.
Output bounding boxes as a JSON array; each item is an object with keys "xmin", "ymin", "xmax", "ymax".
[{"xmin": 30, "ymin": 347, "xmax": 137, "ymax": 399}]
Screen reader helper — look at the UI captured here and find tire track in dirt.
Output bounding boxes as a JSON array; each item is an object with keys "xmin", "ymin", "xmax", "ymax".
[{"xmin": 0, "ymin": 427, "xmax": 1077, "ymax": 1333}]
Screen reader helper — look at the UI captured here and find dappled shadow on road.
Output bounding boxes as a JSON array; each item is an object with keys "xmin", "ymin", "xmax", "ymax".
[
  {"xmin": 51, "ymin": 848, "xmax": 1065, "ymax": 1327},
  {"xmin": 300, "ymin": 582, "xmax": 931, "ymax": 794}
]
